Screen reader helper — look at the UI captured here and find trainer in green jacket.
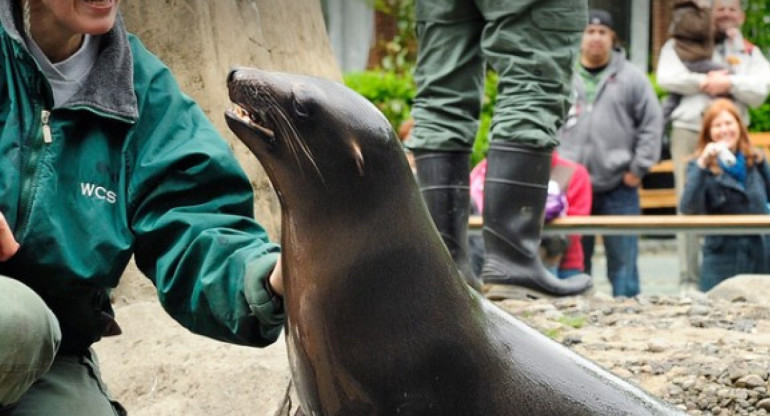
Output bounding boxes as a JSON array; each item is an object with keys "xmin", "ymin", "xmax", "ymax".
[{"xmin": 0, "ymin": 0, "xmax": 284, "ymax": 414}]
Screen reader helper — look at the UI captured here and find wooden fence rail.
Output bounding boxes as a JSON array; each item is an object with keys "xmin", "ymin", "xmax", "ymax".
[{"xmin": 468, "ymin": 214, "xmax": 770, "ymax": 235}]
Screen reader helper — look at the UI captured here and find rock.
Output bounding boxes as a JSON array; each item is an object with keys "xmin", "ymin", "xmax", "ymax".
[
  {"xmin": 736, "ymin": 374, "xmax": 765, "ymax": 389},
  {"xmin": 757, "ymin": 398, "xmax": 770, "ymax": 411},
  {"xmin": 647, "ymin": 338, "xmax": 669, "ymax": 353},
  {"xmin": 708, "ymin": 275, "xmax": 770, "ymax": 304}
]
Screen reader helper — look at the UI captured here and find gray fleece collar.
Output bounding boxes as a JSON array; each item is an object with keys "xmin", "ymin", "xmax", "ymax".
[{"xmin": 0, "ymin": 0, "xmax": 138, "ymax": 122}]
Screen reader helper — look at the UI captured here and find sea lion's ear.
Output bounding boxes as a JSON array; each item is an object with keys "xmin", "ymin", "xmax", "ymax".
[{"xmin": 352, "ymin": 142, "xmax": 365, "ymax": 176}]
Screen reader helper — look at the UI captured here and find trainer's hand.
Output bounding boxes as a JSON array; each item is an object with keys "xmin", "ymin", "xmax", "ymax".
[
  {"xmin": 0, "ymin": 212, "xmax": 19, "ymax": 261},
  {"xmin": 268, "ymin": 257, "xmax": 284, "ymax": 297}
]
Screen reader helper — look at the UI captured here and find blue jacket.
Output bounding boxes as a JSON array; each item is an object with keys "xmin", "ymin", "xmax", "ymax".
[
  {"xmin": 679, "ymin": 159, "xmax": 770, "ymax": 284},
  {"xmin": 0, "ymin": 4, "xmax": 283, "ymax": 352},
  {"xmin": 679, "ymin": 159, "xmax": 770, "ymax": 215}
]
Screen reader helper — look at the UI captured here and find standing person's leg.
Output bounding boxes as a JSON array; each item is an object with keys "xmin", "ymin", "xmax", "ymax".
[
  {"xmin": 477, "ymin": 0, "xmax": 592, "ymax": 298},
  {"xmin": 408, "ymin": 0, "xmax": 486, "ymax": 290},
  {"xmin": 0, "ymin": 276, "xmax": 60, "ymax": 413},
  {"xmin": 670, "ymin": 127, "xmax": 701, "ymax": 291},
  {"xmin": 601, "ymin": 185, "xmax": 642, "ymax": 297}
]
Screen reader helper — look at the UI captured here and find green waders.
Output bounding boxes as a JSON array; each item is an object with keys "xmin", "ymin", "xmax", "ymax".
[{"xmin": 406, "ymin": 0, "xmax": 590, "ymax": 298}]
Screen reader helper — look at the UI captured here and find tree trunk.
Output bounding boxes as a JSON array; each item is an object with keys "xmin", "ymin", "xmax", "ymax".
[{"xmin": 122, "ymin": 0, "xmax": 341, "ymax": 237}]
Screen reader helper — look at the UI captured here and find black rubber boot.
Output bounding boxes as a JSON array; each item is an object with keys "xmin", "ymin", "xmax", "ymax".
[
  {"xmin": 481, "ymin": 142, "xmax": 593, "ymax": 299},
  {"xmin": 414, "ymin": 151, "xmax": 482, "ymax": 291},
  {"xmin": 0, "ymin": 402, "xmax": 18, "ymax": 416}
]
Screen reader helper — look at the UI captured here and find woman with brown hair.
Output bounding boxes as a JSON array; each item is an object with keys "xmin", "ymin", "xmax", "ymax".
[{"xmin": 680, "ymin": 98, "xmax": 770, "ymax": 291}]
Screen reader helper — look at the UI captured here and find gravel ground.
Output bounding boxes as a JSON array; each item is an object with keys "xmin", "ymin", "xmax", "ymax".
[{"xmin": 496, "ymin": 289, "xmax": 770, "ymax": 416}]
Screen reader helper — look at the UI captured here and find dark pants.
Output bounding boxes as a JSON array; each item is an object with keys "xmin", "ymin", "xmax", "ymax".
[
  {"xmin": 583, "ymin": 184, "xmax": 641, "ymax": 297},
  {"xmin": 700, "ymin": 235, "xmax": 770, "ymax": 291}
]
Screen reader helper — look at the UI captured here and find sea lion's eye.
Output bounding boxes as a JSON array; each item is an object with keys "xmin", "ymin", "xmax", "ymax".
[
  {"xmin": 292, "ymin": 84, "xmax": 317, "ymax": 118},
  {"xmin": 293, "ymin": 98, "xmax": 310, "ymax": 118}
]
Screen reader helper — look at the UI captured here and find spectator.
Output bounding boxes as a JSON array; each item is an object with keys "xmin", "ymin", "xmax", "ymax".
[
  {"xmin": 407, "ymin": 0, "xmax": 592, "ymax": 298},
  {"xmin": 661, "ymin": 0, "xmax": 733, "ymax": 124},
  {"xmin": 469, "ymin": 152, "xmax": 592, "ymax": 280},
  {"xmin": 656, "ymin": 0, "xmax": 770, "ymax": 292},
  {"xmin": 558, "ymin": 9, "xmax": 663, "ymax": 297},
  {"xmin": 0, "ymin": 0, "xmax": 283, "ymax": 413},
  {"xmin": 679, "ymin": 98, "xmax": 770, "ymax": 291}
]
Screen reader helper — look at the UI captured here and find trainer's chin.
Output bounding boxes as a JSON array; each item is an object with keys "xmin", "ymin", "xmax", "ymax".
[
  {"xmin": 77, "ymin": 0, "xmax": 120, "ymax": 34},
  {"xmin": 77, "ymin": 16, "xmax": 118, "ymax": 36}
]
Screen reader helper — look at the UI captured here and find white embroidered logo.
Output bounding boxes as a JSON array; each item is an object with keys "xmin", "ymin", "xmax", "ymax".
[{"xmin": 80, "ymin": 183, "xmax": 117, "ymax": 204}]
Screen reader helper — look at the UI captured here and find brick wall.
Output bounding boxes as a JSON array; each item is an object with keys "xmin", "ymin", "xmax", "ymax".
[
  {"xmin": 367, "ymin": 11, "xmax": 398, "ymax": 69},
  {"xmin": 651, "ymin": 0, "xmax": 675, "ymax": 71}
]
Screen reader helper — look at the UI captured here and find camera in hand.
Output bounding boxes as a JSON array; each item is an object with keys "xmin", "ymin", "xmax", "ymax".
[{"xmin": 715, "ymin": 142, "xmax": 736, "ymax": 167}]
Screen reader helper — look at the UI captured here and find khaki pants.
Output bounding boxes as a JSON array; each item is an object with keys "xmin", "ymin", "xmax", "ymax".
[
  {"xmin": 670, "ymin": 127, "xmax": 701, "ymax": 287},
  {"xmin": 0, "ymin": 276, "xmax": 125, "ymax": 415}
]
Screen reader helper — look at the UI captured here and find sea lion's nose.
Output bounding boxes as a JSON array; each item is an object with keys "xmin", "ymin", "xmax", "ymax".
[{"xmin": 227, "ymin": 67, "xmax": 242, "ymax": 84}]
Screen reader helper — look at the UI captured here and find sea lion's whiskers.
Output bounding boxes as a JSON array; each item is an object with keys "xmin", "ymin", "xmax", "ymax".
[{"xmin": 269, "ymin": 100, "xmax": 325, "ymax": 185}]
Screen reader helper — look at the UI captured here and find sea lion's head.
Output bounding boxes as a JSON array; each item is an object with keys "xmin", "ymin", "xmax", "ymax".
[{"xmin": 225, "ymin": 68, "xmax": 413, "ymax": 218}]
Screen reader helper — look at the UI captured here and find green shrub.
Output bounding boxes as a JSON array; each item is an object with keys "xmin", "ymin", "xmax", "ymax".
[{"xmin": 343, "ymin": 71, "xmax": 415, "ymax": 133}]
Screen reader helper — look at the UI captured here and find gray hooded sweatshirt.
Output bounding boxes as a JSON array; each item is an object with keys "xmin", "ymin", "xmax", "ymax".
[{"xmin": 558, "ymin": 49, "xmax": 663, "ymax": 193}]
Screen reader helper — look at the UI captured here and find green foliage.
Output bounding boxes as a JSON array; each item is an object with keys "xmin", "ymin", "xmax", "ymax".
[
  {"xmin": 647, "ymin": 72, "xmax": 667, "ymax": 102},
  {"xmin": 471, "ymin": 71, "xmax": 498, "ymax": 165},
  {"xmin": 748, "ymin": 102, "xmax": 770, "ymax": 132},
  {"xmin": 369, "ymin": 0, "xmax": 417, "ymax": 75},
  {"xmin": 743, "ymin": 0, "xmax": 770, "ymax": 56},
  {"xmin": 343, "ymin": 71, "xmax": 415, "ymax": 132}
]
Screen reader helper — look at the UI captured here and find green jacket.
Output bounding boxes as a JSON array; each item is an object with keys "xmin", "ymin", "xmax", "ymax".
[{"xmin": 0, "ymin": 5, "xmax": 283, "ymax": 352}]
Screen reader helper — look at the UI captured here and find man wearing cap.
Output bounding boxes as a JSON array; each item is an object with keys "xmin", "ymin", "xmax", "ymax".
[
  {"xmin": 406, "ymin": 0, "xmax": 593, "ymax": 299},
  {"xmin": 558, "ymin": 9, "xmax": 663, "ymax": 297},
  {"xmin": 656, "ymin": 0, "xmax": 770, "ymax": 292}
]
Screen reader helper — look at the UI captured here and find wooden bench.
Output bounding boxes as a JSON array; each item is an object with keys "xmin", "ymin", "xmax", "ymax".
[
  {"xmin": 468, "ymin": 214, "xmax": 770, "ymax": 235},
  {"xmin": 639, "ymin": 132, "xmax": 770, "ymax": 210}
]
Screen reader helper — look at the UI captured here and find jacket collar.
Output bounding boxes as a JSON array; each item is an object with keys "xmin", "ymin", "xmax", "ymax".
[
  {"xmin": 0, "ymin": 0, "xmax": 137, "ymax": 123},
  {"xmin": 715, "ymin": 166, "xmax": 755, "ymax": 194}
]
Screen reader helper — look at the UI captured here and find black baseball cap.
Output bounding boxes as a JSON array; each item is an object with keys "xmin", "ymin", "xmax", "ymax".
[{"xmin": 588, "ymin": 9, "xmax": 615, "ymax": 31}]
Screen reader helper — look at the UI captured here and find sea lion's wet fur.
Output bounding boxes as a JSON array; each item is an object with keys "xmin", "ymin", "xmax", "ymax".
[{"xmin": 225, "ymin": 68, "xmax": 685, "ymax": 415}]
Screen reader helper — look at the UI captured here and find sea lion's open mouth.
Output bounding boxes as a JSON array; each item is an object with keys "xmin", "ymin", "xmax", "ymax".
[{"xmin": 226, "ymin": 103, "xmax": 276, "ymax": 143}]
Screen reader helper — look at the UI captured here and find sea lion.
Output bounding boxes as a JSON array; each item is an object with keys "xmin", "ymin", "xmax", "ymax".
[{"xmin": 224, "ymin": 67, "xmax": 685, "ymax": 416}]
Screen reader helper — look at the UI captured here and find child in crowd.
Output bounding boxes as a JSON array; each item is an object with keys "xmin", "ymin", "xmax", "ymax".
[{"xmin": 662, "ymin": 0, "xmax": 736, "ymax": 123}]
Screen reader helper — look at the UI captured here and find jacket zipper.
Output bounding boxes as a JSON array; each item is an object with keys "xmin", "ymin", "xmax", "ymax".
[
  {"xmin": 41, "ymin": 109, "xmax": 52, "ymax": 143},
  {"xmin": 17, "ymin": 108, "xmax": 52, "ymax": 236}
]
